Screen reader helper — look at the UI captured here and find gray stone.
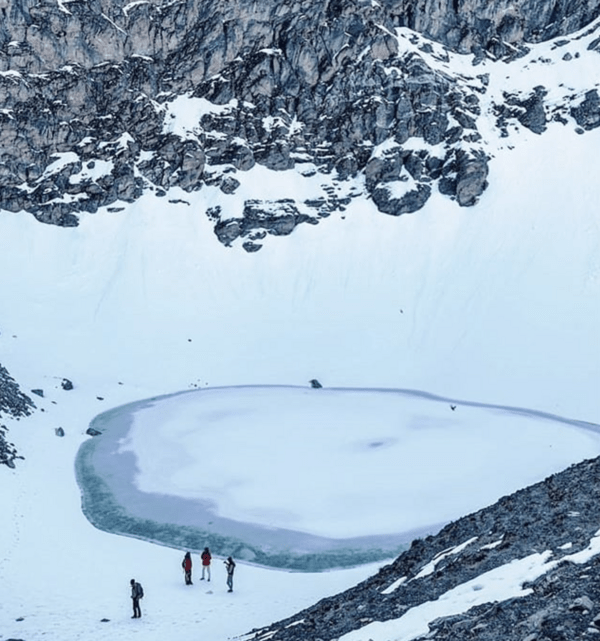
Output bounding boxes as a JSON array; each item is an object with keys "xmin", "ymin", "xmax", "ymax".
[
  {"xmin": 220, "ymin": 176, "xmax": 241, "ymax": 194},
  {"xmin": 372, "ymin": 183, "xmax": 432, "ymax": 216},
  {"xmin": 569, "ymin": 596, "xmax": 594, "ymax": 612},
  {"xmin": 242, "ymin": 241, "xmax": 262, "ymax": 252},
  {"xmin": 571, "ymin": 90, "xmax": 600, "ymax": 130},
  {"xmin": 455, "ymin": 150, "xmax": 489, "ymax": 207}
]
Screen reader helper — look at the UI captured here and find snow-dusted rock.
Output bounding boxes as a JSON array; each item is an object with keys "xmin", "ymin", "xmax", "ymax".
[
  {"xmin": 1, "ymin": 0, "xmax": 600, "ymax": 248},
  {"xmin": 0, "ymin": 362, "xmax": 34, "ymax": 467}
]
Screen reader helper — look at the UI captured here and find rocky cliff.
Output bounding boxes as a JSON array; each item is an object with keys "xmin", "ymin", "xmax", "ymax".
[
  {"xmin": 1, "ymin": 0, "xmax": 599, "ymax": 249},
  {"xmin": 247, "ymin": 455, "xmax": 600, "ymax": 641}
]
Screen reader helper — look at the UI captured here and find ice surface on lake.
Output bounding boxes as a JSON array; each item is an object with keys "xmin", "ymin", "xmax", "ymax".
[{"xmin": 76, "ymin": 385, "xmax": 600, "ymax": 570}]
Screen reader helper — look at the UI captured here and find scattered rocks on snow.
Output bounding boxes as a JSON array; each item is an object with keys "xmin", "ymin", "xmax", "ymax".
[
  {"xmin": 86, "ymin": 427, "xmax": 102, "ymax": 437},
  {"xmin": 55, "ymin": 427, "xmax": 65, "ymax": 437},
  {"xmin": 61, "ymin": 378, "xmax": 74, "ymax": 391},
  {"xmin": 31, "ymin": 389, "xmax": 44, "ymax": 398},
  {"xmin": 309, "ymin": 379, "xmax": 323, "ymax": 389}
]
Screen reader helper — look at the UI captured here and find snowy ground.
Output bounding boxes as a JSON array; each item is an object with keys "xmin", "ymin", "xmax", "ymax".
[{"xmin": 1, "ymin": 28, "xmax": 600, "ymax": 641}]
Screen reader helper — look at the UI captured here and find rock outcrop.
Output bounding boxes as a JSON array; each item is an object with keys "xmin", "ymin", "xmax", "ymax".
[
  {"xmin": 0, "ymin": 362, "xmax": 34, "ymax": 468},
  {"xmin": 1, "ymin": 0, "xmax": 599, "ymax": 250},
  {"xmin": 248, "ymin": 455, "xmax": 600, "ymax": 641}
]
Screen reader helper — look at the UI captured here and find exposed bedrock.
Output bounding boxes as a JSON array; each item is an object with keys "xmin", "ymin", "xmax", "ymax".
[
  {"xmin": 2, "ymin": 0, "xmax": 599, "ymax": 73},
  {"xmin": 0, "ymin": 0, "xmax": 599, "ymax": 247}
]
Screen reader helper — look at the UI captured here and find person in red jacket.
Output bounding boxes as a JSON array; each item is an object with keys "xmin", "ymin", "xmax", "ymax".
[
  {"xmin": 201, "ymin": 547, "xmax": 211, "ymax": 581},
  {"xmin": 182, "ymin": 551, "xmax": 193, "ymax": 585}
]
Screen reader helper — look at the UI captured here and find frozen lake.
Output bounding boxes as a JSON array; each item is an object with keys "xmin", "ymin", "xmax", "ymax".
[{"xmin": 76, "ymin": 385, "xmax": 600, "ymax": 570}]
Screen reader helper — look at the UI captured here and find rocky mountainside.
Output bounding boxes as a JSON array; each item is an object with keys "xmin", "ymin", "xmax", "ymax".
[
  {"xmin": 0, "ymin": 362, "xmax": 34, "ymax": 467},
  {"xmin": 1, "ymin": 0, "xmax": 600, "ymax": 250},
  {"xmin": 247, "ymin": 455, "xmax": 600, "ymax": 641}
]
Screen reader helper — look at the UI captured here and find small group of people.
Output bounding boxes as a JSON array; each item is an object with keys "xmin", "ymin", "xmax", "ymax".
[
  {"xmin": 182, "ymin": 547, "xmax": 236, "ymax": 591},
  {"xmin": 129, "ymin": 549, "xmax": 237, "ymax": 619}
]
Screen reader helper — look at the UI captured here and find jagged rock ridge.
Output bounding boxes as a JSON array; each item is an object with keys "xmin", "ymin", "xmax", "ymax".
[
  {"xmin": 247, "ymin": 455, "xmax": 600, "ymax": 641},
  {"xmin": 1, "ymin": 0, "xmax": 600, "ymax": 249}
]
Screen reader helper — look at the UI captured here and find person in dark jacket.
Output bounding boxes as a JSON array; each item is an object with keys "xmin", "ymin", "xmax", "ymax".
[
  {"xmin": 201, "ymin": 547, "xmax": 211, "ymax": 581},
  {"xmin": 130, "ymin": 579, "xmax": 143, "ymax": 618},
  {"xmin": 182, "ymin": 551, "xmax": 193, "ymax": 585},
  {"xmin": 224, "ymin": 556, "xmax": 236, "ymax": 592}
]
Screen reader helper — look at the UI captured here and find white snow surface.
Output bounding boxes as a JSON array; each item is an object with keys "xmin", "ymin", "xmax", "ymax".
[{"xmin": 0, "ymin": 26, "xmax": 600, "ymax": 641}]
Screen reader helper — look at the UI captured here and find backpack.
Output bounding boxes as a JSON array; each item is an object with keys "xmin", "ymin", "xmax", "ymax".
[{"xmin": 137, "ymin": 583, "xmax": 144, "ymax": 599}]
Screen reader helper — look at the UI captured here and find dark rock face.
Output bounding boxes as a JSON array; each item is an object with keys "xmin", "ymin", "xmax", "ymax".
[
  {"xmin": 2, "ymin": 0, "xmax": 598, "ymax": 71},
  {"xmin": 386, "ymin": 0, "xmax": 600, "ymax": 56},
  {"xmin": 0, "ymin": 0, "xmax": 599, "ymax": 250},
  {"xmin": 0, "ymin": 363, "xmax": 34, "ymax": 468},
  {"xmin": 249, "ymin": 456, "xmax": 600, "ymax": 641}
]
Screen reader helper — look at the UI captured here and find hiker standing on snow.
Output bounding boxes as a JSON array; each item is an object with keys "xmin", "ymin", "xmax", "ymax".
[
  {"xmin": 130, "ymin": 579, "xmax": 144, "ymax": 618},
  {"xmin": 201, "ymin": 547, "xmax": 212, "ymax": 581},
  {"xmin": 182, "ymin": 551, "xmax": 193, "ymax": 585},
  {"xmin": 224, "ymin": 556, "xmax": 236, "ymax": 592}
]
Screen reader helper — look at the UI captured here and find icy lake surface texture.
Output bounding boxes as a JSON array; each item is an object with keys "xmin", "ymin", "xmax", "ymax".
[{"xmin": 76, "ymin": 386, "xmax": 600, "ymax": 570}]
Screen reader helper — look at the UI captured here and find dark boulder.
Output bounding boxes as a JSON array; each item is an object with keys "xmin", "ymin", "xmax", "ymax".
[{"xmin": 571, "ymin": 90, "xmax": 600, "ymax": 130}]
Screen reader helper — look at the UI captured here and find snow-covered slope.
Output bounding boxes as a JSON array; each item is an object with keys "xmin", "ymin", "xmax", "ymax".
[
  {"xmin": 0, "ymin": 119, "xmax": 599, "ymax": 638},
  {"xmin": 1, "ymin": 119, "xmax": 599, "ymax": 420}
]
